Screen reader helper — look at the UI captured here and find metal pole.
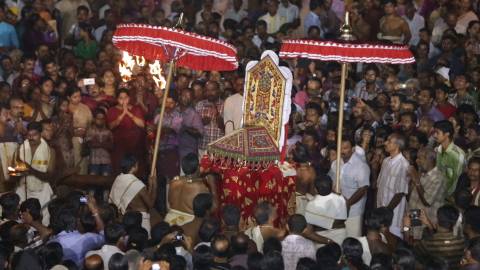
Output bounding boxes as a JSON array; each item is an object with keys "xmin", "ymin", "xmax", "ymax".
[
  {"xmin": 334, "ymin": 62, "xmax": 348, "ymax": 194},
  {"xmin": 150, "ymin": 59, "xmax": 175, "ymax": 177}
]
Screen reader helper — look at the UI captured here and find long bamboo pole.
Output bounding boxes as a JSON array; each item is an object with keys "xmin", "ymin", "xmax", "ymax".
[
  {"xmin": 150, "ymin": 59, "xmax": 175, "ymax": 177},
  {"xmin": 334, "ymin": 62, "xmax": 347, "ymax": 193}
]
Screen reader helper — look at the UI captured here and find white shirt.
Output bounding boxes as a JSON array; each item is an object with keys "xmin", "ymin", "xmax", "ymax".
[
  {"xmin": 456, "ymin": 11, "xmax": 479, "ymax": 34},
  {"xmin": 281, "ymin": 234, "xmax": 316, "ymax": 270},
  {"xmin": 329, "ymin": 153, "xmax": 370, "ymax": 217},
  {"xmin": 305, "ymin": 193, "xmax": 347, "ymax": 229},
  {"xmin": 376, "ymin": 153, "xmax": 410, "ymax": 237},
  {"xmin": 223, "ymin": 93, "xmax": 243, "ymax": 135},
  {"xmin": 223, "ymin": 8, "xmax": 248, "ymax": 23},
  {"xmin": 259, "ymin": 12, "xmax": 287, "ymax": 34},
  {"xmin": 403, "ymin": 13, "xmax": 425, "ymax": 46},
  {"xmin": 86, "ymin": 245, "xmax": 124, "ymax": 270},
  {"xmin": 278, "ymin": 2, "xmax": 299, "ymax": 24},
  {"xmin": 431, "ymin": 18, "xmax": 447, "ymax": 46}
]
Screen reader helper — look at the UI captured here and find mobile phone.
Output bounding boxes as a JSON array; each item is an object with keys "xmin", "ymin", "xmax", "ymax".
[
  {"xmin": 409, "ymin": 209, "xmax": 421, "ymax": 227},
  {"xmin": 151, "ymin": 263, "xmax": 161, "ymax": 270},
  {"xmin": 175, "ymin": 233, "xmax": 184, "ymax": 241},
  {"xmin": 83, "ymin": 78, "xmax": 95, "ymax": 86},
  {"xmin": 80, "ymin": 196, "xmax": 88, "ymax": 204}
]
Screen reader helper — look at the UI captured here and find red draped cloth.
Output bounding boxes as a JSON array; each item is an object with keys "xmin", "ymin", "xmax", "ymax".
[{"xmin": 200, "ymin": 156, "xmax": 296, "ymax": 228}]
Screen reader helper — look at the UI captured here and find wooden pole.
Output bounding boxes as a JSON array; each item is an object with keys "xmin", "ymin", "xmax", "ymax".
[
  {"xmin": 334, "ymin": 62, "xmax": 348, "ymax": 194},
  {"xmin": 150, "ymin": 59, "xmax": 175, "ymax": 177}
]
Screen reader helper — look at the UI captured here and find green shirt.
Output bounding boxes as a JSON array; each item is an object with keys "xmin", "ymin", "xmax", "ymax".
[
  {"xmin": 73, "ymin": 40, "xmax": 98, "ymax": 60},
  {"xmin": 436, "ymin": 142, "xmax": 466, "ymax": 196}
]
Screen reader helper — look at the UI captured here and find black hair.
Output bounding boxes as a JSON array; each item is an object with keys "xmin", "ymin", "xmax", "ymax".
[
  {"xmin": 79, "ymin": 209, "xmax": 96, "ymax": 233},
  {"xmin": 437, "ymin": 205, "xmax": 459, "ymax": 230},
  {"xmin": 409, "ymin": 131, "xmax": 429, "ymax": 147},
  {"xmin": 120, "ymin": 154, "xmax": 137, "ymax": 174},
  {"xmin": 170, "ymin": 255, "xmax": 187, "ymax": 270},
  {"xmin": 248, "ymin": 252, "xmax": 264, "ymax": 270},
  {"xmin": 104, "ymin": 223, "xmax": 125, "ymax": 245},
  {"xmin": 254, "ymin": 201, "xmax": 274, "ymax": 225},
  {"xmin": 193, "ymin": 245, "xmax": 214, "ymax": 270},
  {"xmin": 296, "ymin": 258, "xmax": 317, "ymax": 270},
  {"xmin": 308, "ymin": 25, "xmax": 321, "ymax": 35},
  {"xmin": 51, "ymin": 208, "xmax": 76, "ymax": 233},
  {"xmin": 316, "ymin": 242, "xmax": 342, "ymax": 265},
  {"xmin": 434, "ymin": 120, "xmax": 455, "ymax": 140},
  {"xmin": 256, "ymin": 20, "xmax": 267, "ymax": 28},
  {"xmin": 465, "ymin": 206, "xmax": 480, "ymax": 235},
  {"xmin": 150, "ymin": 221, "xmax": 170, "ymax": 246},
  {"xmin": 467, "ymin": 237, "xmax": 480, "ymax": 261},
  {"xmin": 292, "ymin": 143, "xmax": 311, "ymax": 163},
  {"xmin": 116, "ymin": 88, "xmax": 130, "ymax": 98},
  {"xmin": 222, "ymin": 204, "xmax": 241, "ymax": 227},
  {"xmin": 400, "ymin": 112, "xmax": 418, "ymax": 125},
  {"xmin": 423, "ymin": 256, "xmax": 448, "ymax": 270},
  {"xmin": 342, "ymin": 238, "xmax": 368, "ymax": 270},
  {"xmin": 305, "ymin": 101, "xmax": 322, "ymax": 115},
  {"xmin": 364, "ymin": 64, "xmax": 380, "ymax": 76},
  {"xmin": 181, "ymin": 153, "xmax": 199, "ymax": 175},
  {"xmin": 370, "ymin": 253, "xmax": 393, "ymax": 270},
  {"xmin": 77, "ymin": 5, "xmax": 89, "ymax": 14},
  {"xmin": 309, "ymin": 0, "xmax": 324, "ymax": 10},
  {"xmin": 122, "ymin": 211, "xmax": 142, "ymax": 233},
  {"xmin": 198, "ymin": 218, "xmax": 220, "ymax": 243},
  {"xmin": 260, "ymin": 251, "xmax": 284, "ymax": 270},
  {"xmin": 193, "ymin": 193, "xmax": 213, "ymax": 218},
  {"xmin": 393, "ymin": 248, "xmax": 415, "ymax": 270},
  {"xmin": 27, "ymin": 121, "xmax": 43, "ymax": 133},
  {"xmin": 0, "ymin": 193, "xmax": 19, "ymax": 219},
  {"xmin": 263, "ymin": 237, "xmax": 282, "ymax": 254},
  {"xmin": 365, "ymin": 208, "xmax": 383, "ymax": 231},
  {"xmin": 455, "ymin": 190, "xmax": 473, "ymax": 210},
  {"xmin": 66, "ymin": 87, "xmax": 81, "ymax": 98},
  {"xmin": 127, "ymin": 227, "xmax": 148, "ymax": 251},
  {"xmin": 38, "ymin": 242, "xmax": 63, "ymax": 269},
  {"xmin": 377, "ymin": 207, "xmax": 394, "ymax": 227},
  {"xmin": 10, "ymin": 224, "xmax": 29, "ymax": 247},
  {"xmin": 314, "ymin": 174, "xmax": 333, "ymax": 196},
  {"xmin": 287, "ymin": 214, "xmax": 307, "ymax": 234},
  {"xmin": 19, "ymin": 198, "xmax": 41, "ymax": 221},
  {"xmin": 419, "ymin": 87, "xmax": 435, "ymax": 99},
  {"xmin": 108, "ymin": 253, "xmax": 128, "ymax": 270}
]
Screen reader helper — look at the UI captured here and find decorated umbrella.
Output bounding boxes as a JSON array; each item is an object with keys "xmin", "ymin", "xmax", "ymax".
[
  {"xmin": 207, "ymin": 126, "xmax": 281, "ymax": 165},
  {"xmin": 112, "ymin": 15, "xmax": 238, "ymax": 176},
  {"xmin": 280, "ymin": 13, "xmax": 415, "ymax": 193}
]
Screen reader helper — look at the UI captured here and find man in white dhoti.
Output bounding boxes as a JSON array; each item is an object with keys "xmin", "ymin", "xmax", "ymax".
[
  {"xmin": 0, "ymin": 121, "xmax": 18, "ymax": 193},
  {"xmin": 305, "ymin": 174, "xmax": 347, "ymax": 245},
  {"xmin": 109, "ymin": 155, "xmax": 157, "ymax": 236},
  {"xmin": 376, "ymin": 133, "xmax": 410, "ymax": 238},
  {"xmin": 245, "ymin": 201, "xmax": 286, "ymax": 252},
  {"xmin": 329, "ymin": 136, "xmax": 370, "ymax": 237},
  {"xmin": 15, "ymin": 122, "xmax": 55, "ymax": 226},
  {"xmin": 223, "ymin": 77, "xmax": 244, "ymax": 135}
]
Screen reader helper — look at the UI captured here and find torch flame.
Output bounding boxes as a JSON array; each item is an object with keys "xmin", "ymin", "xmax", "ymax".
[
  {"xmin": 149, "ymin": 60, "xmax": 166, "ymax": 89},
  {"xmin": 119, "ymin": 51, "xmax": 166, "ymax": 89},
  {"xmin": 119, "ymin": 51, "xmax": 135, "ymax": 82}
]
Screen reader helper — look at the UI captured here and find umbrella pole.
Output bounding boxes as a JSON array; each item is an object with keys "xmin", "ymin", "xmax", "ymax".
[
  {"xmin": 150, "ymin": 59, "xmax": 175, "ymax": 177},
  {"xmin": 334, "ymin": 62, "xmax": 348, "ymax": 194}
]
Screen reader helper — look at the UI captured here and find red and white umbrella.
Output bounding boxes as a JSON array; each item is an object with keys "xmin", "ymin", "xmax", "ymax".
[
  {"xmin": 112, "ymin": 17, "xmax": 238, "ymax": 176},
  {"xmin": 280, "ymin": 40, "xmax": 415, "ymax": 64},
  {"xmin": 113, "ymin": 23, "xmax": 238, "ymax": 71},
  {"xmin": 280, "ymin": 13, "xmax": 415, "ymax": 192}
]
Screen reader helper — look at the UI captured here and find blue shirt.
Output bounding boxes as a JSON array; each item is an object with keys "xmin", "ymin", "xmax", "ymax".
[
  {"xmin": 304, "ymin": 11, "xmax": 322, "ymax": 37},
  {"xmin": 0, "ymin": 22, "xmax": 19, "ymax": 49},
  {"xmin": 50, "ymin": 231, "xmax": 104, "ymax": 266}
]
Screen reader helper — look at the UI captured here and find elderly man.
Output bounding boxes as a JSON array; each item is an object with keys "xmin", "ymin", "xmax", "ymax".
[
  {"xmin": 376, "ymin": 133, "xmax": 410, "ymax": 237},
  {"xmin": 408, "ymin": 147, "xmax": 446, "ymax": 224}
]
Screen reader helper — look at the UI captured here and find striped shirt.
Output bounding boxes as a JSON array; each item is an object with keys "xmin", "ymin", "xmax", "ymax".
[
  {"xmin": 436, "ymin": 143, "xmax": 466, "ymax": 196},
  {"xmin": 416, "ymin": 231, "xmax": 465, "ymax": 269}
]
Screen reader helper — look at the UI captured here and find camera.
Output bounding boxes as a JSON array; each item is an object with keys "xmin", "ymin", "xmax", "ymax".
[
  {"xmin": 409, "ymin": 209, "xmax": 422, "ymax": 226},
  {"xmin": 80, "ymin": 196, "xmax": 88, "ymax": 204},
  {"xmin": 151, "ymin": 263, "xmax": 161, "ymax": 270},
  {"xmin": 175, "ymin": 233, "xmax": 184, "ymax": 241}
]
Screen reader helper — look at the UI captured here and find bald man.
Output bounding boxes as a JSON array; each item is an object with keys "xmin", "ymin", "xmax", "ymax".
[{"xmin": 85, "ymin": 254, "xmax": 103, "ymax": 270}]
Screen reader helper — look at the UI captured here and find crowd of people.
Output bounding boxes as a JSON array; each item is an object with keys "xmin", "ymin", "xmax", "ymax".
[{"xmin": 0, "ymin": 0, "xmax": 479, "ymax": 269}]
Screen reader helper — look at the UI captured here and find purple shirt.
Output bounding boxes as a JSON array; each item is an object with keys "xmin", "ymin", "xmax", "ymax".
[
  {"xmin": 50, "ymin": 231, "xmax": 104, "ymax": 266},
  {"xmin": 416, "ymin": 106, "xmax": 445, "ymax": 122},
  {"xmin": 178, "ymin": 107, "xmax": 204, "ymax": 158}
]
